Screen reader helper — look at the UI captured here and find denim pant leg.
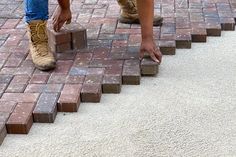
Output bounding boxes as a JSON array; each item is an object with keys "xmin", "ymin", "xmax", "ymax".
[{"xmin": 24, "ymin": 0, "xmax": 49, "ymax": 23}]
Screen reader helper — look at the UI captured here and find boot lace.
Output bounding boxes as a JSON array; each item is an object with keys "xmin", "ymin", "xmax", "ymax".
[
  {"xmin": 128, "ymin": 0, "xmax": 138, "ymax": 14},
  {"xmin": 29, "ymin": 22, "xmax": 49, "ymax": 56}
]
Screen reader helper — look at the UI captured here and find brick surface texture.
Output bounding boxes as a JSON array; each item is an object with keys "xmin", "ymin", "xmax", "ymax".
[{"xmin": 0, "ymin": 0, "xmax": 235, "ymax": 144}]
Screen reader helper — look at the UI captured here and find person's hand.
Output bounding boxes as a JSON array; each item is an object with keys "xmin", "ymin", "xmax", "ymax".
[
  {"xmin": 139, "ymin": 38, "xmax": 162, "ymax": 64},
  {"xmin": 52, "ymin": 6, "xmax": 72, "ymax": 32}
]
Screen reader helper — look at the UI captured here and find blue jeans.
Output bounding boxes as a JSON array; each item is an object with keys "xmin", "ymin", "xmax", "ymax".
[{"xmin": 24, "ymin": 0, "xmax": 49, "ymax": 23}]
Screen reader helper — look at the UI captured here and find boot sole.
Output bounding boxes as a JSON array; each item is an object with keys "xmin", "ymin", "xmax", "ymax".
[
  {"xmin": 34, "ymin": 63, "xmax": 56, "ymax": 71},
  {"xmin": 119, "ymin": 17, "xmax": 163, "ymax": 26}
]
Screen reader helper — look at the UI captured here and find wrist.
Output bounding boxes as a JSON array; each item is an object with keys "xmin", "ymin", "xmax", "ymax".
[
  {"xmin": 58, "ymin": 0, "xmax": 70, "ymax": 11},
  {"xmin": 60, "ymin": 7, "xmax": 70, "ymax": 11},
  {"xmin": 142, "ymin": 36, "xmax": 154, "ymax": 43},
  {"xmin": 141, "ymin": 32, "xmax": 154, "ymax": 41}
]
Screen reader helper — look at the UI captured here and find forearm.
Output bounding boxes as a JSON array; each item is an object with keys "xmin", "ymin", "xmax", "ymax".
[
  {"xmin": 57, "ymin": 0, "xmax": 70, "ymax": 10},
  {"xmin": 136, "ymin": 0, "xmax": 154, "ymax": 41}
]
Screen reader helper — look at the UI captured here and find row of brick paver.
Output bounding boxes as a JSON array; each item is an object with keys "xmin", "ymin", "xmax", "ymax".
[{"xmin": 0, "ymin": 0, "xmax": 236, "ymax": 145}]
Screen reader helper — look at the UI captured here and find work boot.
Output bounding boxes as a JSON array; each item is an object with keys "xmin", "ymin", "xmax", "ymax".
[
  {"xmin": 27, "ymin": 20, "xmax": 56, "ymax": 71},
  {"xmin": 117, "ymin": 0, "xmax": 163, "ymax": 26}
]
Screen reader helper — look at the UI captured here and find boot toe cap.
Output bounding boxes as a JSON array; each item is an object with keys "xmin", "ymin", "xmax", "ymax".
[{"xmin": 34, "ymin": 58, "xmax": 56, "ymax": 71}]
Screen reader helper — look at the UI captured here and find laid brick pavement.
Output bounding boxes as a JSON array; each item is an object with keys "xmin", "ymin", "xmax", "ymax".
[{"xmin": 0, "ymin": 0, "xmax": 236, "ymax": 145}]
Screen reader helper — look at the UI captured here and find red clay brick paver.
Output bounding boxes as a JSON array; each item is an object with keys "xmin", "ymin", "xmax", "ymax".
[
  {"xmin": 6, "ymin": 102, "xmax": 35, "ymax": 134},
  {"xmin": 141, "ymin": 58, "xmax": 159, "ymax": 76},
  {"xmin": 0, "ymin": 0, "xmax": 236, "ymax": 144},
  {"xmin": 58, "ymin": 84, "xmax": 82, "ymax": 112},
  {"xmin": 0, "ymin": 123, "xmax": 7, "ymax": 145},
  {"xmin": 33, "ymin": 93, "xmax": 59, "ymax": 123},
  {"xmin": 48, "ymin": 22, "xmax": 87, "ymax": 52},
  {"xmin": 102, "ymin": 75, "xmax": 122, "ymax": 93},
  {"xmin": 0, "ymin": 101, "xmax": 16, "ymax": 145}
]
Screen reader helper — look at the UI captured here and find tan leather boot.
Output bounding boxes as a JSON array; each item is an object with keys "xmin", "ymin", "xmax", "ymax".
[
  {"xmin": 117, "ymin": 0, "xmax": 163, "ymax": 26},
  {"xmin": 27, "ymin": 20, "xmax": 56, "ymax": 71}
]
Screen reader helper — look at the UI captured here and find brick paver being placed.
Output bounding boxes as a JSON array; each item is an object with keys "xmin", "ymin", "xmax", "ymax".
[{"xmin": 0, "ymin": 0, "xmax": 235, "ymax": 144}]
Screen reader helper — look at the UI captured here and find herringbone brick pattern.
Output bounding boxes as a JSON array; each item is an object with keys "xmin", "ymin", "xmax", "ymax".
[{"xmin": 0, "ymin": 0, "xmax": 235, "ymax": 145}]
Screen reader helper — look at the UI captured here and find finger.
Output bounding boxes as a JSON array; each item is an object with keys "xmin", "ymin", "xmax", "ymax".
[
  {"xmin": 53, "ymin": 21, "xmax": 59, "ymax": 32},
  {"xmin": 54, "ymin": 25, "xmax": 59, "ymax": 32},
  {"xmin": 153, "ymin": 48, "xmax": 162, "ymax": 63},
  {"xmin": 57, "ymin": 21, "xmax": 65, "ymax": 31},
  {"xmin": 52, "ymin": 9, "xmax": 58, "ymax": 22},
  {"xmin": 52, "ymin": 19, "xmax": 56, "ymax": 27},
  {"xmin": 149, "ymin": 50, "xmax": 160, "ymax": 63},
  {"xmin": 52, "ymin": 13, "xmax": 57, "ymax": 21},
  {"xmin": 52, "ymin": 17, "xmax": 58, "ymax": 25}
]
